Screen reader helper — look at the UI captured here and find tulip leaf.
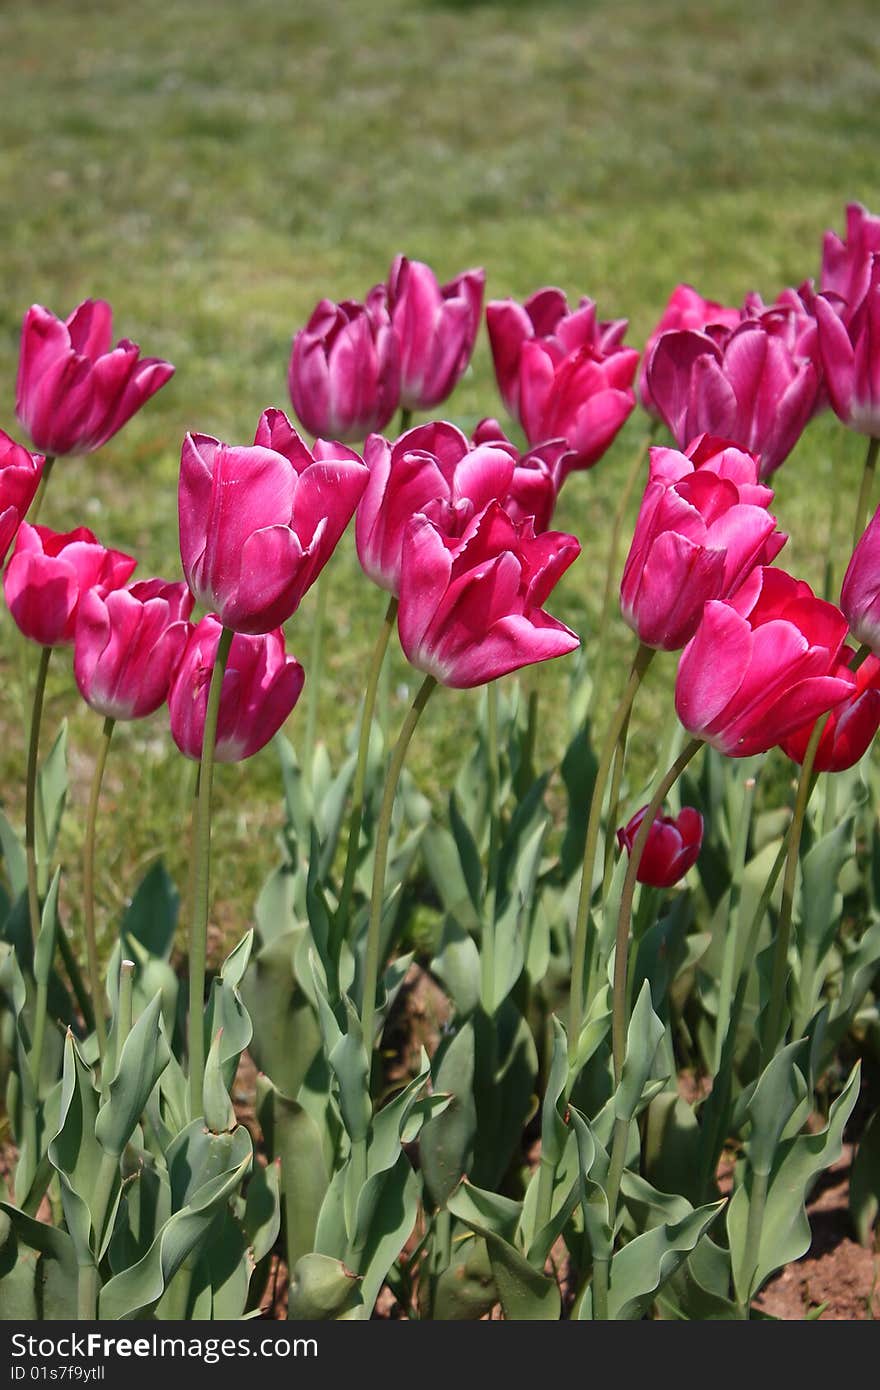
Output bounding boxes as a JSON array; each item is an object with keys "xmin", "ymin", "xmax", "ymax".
[
  {"xmin": 430, "ymin": 916, "xmax": 481, "ymax": 1018},
  {"xmin": 244, "ymin": 1158, "xmax": 281, "ymax": 1265},
  {"xmin": 449, "ymin": 791, "xmax": 483, "ymax": 913},
  {"xmin": 274, "ymin": 1090, "xmax": 328, "ymax": 1270},
  {"xmin": 95, "ymin": 991, "xmax": 170, "ymax": 1156},
  {"xmin": 614, "ymin": 981, "xmax": 668, "ymax": 1123},
  {"xmin": 579, "ymin": 1201, "xmax": 723, "ymax": 1319},
  {"xmin": 421, "ymin": 824, "xmax": 480, "ymax": 932},
  {"xmin": 241, "ymin": 925, "xmax": 322, "ymax": 1101},
  {"xmin": 433, "ymin": 1236, "xmax": 497, "ymax": 1320},
  {"xmin": 120, "ymin": 861, "xmax": 179, "ymax": 961},
  {"xmin": 36, "ymin": 722, "xmax": 67, "ymax": 888},
  {"xmin": 421, "ymin": 1021, "xmax": 477, "ymax": 1207},
  {"xmin": 287, "ymin": 1252, "xmax": 362, "ymax": 1320},
  {"xmin": 447, "ymin": 1207, "xmax": 560, "ymax": 1320},
  {"xmin": 0, "ymin": 1202, "xmax": 77, "ymax": 1320}
]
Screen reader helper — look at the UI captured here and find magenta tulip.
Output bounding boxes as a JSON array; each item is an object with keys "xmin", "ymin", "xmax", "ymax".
[
  {"xmin": 619, "ymin": 435, "xmax": 786, "ymax": 651},
  {"xmin": 639, "ymin": 284, "xmax": 739, "ymax": 416},
  {"xmin": 815, "ymin": 256, "xmax": 880, "ymax": 437},
  {"xmin": 397, "ymin": 500, "xmax": 580, "ymax": 688},
  {"xmin": 821, "ymin": 202, "xmax": 880, "ymax": 324},
  {"xmin": 487, "ymin": 288, "xmax": 638, "ymax": 477},
  {"xmin": 387, "ymin": 256, "xmax": 484, "ymax": 411},
  {"xmin": 840, "ymin": 501, "xmax": 880, "ymax": 650},
  {"xmin": 355, "ymin": 422, "xmax": 517, "ymax": 594},
  {"xmin": 779, "ymin": 649, "xmax": 880, "ymax": 773},
  {"xmin": 179, "ymin": 410, "xmax": 368, "ymax": 634},
  {"xmin": 16, "ymin": 299, "xmax": 174, "ymax": 457},
  {"xmin": 168, "ymin": 615, "xmax": 304, "ymax": 763},
  {"xmin": 288, "ymin": 287, "xmax": 400, "ymax": 441},
  {"xmin": 647, "ymin": 320, "xmax": 819, "ymax": 478},
  {"xmin": 470, "ymin": 418, "xmax": 565, "ymax": 531},
  {"xmin": 74, "ymin": 579, "xmax": 194, "ymax": 721},
  {"xmin": 617, "ymin": 804, "xmax": 704, "ymax": 888},
  {"xmin": 675, "ymin": 566, "xmax": 851, "ymax": 757},
  {"xmin": 4, "ymin": 524, "xmax": 136, "ymax": 647},
  {"xmin": 0, "ymin": 430, "xmax": 44, "ymax": 563}
]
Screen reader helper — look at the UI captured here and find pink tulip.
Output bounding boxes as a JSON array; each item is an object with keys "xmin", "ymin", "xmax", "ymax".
[
  {"xmin": 617, "ymin": 804, "xmax": 704, "ymax": 888},
  {"xmin": 470, "ymin": 418, "xmax": 566, "ymax": 531},
  {"xmin": 355, "ymin": 421, "xmax": 517, "ymax": 594},
  {"xmin": 168, "ymin": 615, "xmax": 304, "ymax": 763},
  {"xmin": 821, "ymin": 202, "xmax": 880, "ymax": 324},
  {"xmin": 814, "ymin": 256, "xmax": 880, "ymax": 437},
  {"xmin": 841, "ymin": 500, "xmax": 880, "ymax": 650},
  {"xmin": 16, "ymin": 299, "xmax": 174, "ymax": 456},
  {"xmin": 397, "ymin": 500, "xmax": 580, "ymax": 688},
  {"xmin": 288, "ymin": 287, "xmax": 400, "ymax": 441},
  {"xmin": 675, "ymin": 566, "xmax": 852, "ymax": 757},
  {"xmin": 73, "ymin": 579, "xmax": 194, "ymax": 721},
  {"xmin": 387, "ymin": 256, "xmax": 484, "ymax": 411},
  {"xmin": 619, "ymin": 435, "xmax": 786, "ymax": 651},
  {"xmin": 0, "ymin": 430, "xmax": 44, "ymax": 564},
  {"xmin": 779, "ymin": 649, "xmax": 880, "ymax": 773},
  {"xmin": 486, "ymin": 288, "xmax": 638, "ymax": 477},
  {"xmin": 179, "ymin": 410, "xmax": 368, "ymax": 634},
  {"xmin": 4, "ymin": 523, "xmax": 136, "ymax": 647},
  {"xmin": 647, "ymin": 320, "xmax": 819, "ymax": 478},
  {"xmin": 639, "ymin": 284, "xmax": 740, "ymax": 416}
]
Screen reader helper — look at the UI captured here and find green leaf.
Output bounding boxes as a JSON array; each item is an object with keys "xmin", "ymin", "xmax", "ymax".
[
  {"xmin": 421, "ymin": 825, "xmax": 480, "ymax": 932},
  {"xmin": 449, "ymin": 791, "xmax": 483, "ymax": 913},
  {"xmin": 351, "ymin": 1152, "xmax": 420, "ymax": 1317},
  {"xmin": 244, "ymin": 1159, "xmax": 281, "ymax": 1264},
  {"xmin": 580, "ymin": 1201, "xmax": 723, "ymax": 1319},
  {"xmin": 121, "ymin": 862, "xmax": 179, "ymax": 961},
  {"xmin": 0, "ymin": 811, "xmax": 27, "ymax": 898},
  {"xmin": 95, "ymin": 991, "xmax": 170, "ymax": 1155},
  {"xmin": 433, "ymin": 1237, "xmax": 496, "ymax": 1320},
  {"xmin": 614, "ymin": 981, "xmax": 668, "ymax": 1123},
  {"xmin": 36, "ymin": 722, "xmax": 68, "ymax": 887},
  {"xmin": 430, "ymin": 916, "xmax": 481, "ymax": 1018},
  {"xmin": 241, "ymin": 926, "xmax": 322, "ymax": 1101},
  {"xmin": 0, "ymin": 1203, "xmax": 77, "ymax": 1320},
  {"xmin": 48, "ymin": 1032, "xmax": 106, "ymax": 1266},
  {"xmin": 448, "ymin": 1207, "xmax": 560, "ymax": 1320},
  {"xmin": 850, "ymin": 1110, "xmax": 880, "ymax": 1247},
  {"xmin": 202, "ymin": 1027, "xmax": 237, "ymax": 1134},
  {"xmin": 420, "ymin": 1022, "xmax": 477, "ymax": 1207},
  {"xmin": 274, "ymin": 1091, "xmax": 328, "ymax": 1270},
  {"xmin": 288, "ymin": 1252, "xmax": 362, "ymax": 1319}
]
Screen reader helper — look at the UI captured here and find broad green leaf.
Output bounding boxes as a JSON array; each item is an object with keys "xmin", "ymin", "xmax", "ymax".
[
  {"xmin": 433, "ymin": 1236, "xmax": 496, "ymax": 1320},
  {"xmin": 121, "ymin": 862, "xmax": 179, "ymax": 961},
  {"xmin": 430, "ymin": 916, "xmax": 481, "ymax": 1018},
  {"xmin": 95, "ymin": 992, "xmax": 170, "ymax": 1155},
  {"xmin": 614, "ymin": 981, "xmax": 667, "ymax": 1123},
  {"xmin": 287, "ymin": 1252, "xmax": 362, "ymax": 1320},
  {"xmin": 244, "ymin": 1158, "xmax": 281, "ymax": 1264},
  {"xmin": 275, "ymin": 1091, "xmax": 328, "ymax": 1269},
  {"xmin": 580, "ymin": 1201, "xmax": 722, "ymax": 1319},
  {"xmin": 420, "ymin": 1022, "xmax": 476, "ymax": 1207}
]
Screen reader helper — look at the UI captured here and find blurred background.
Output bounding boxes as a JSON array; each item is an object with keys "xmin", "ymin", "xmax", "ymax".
[{"xmin": 0, "ymin": 0, "xmax": 877, "ymax": 950}]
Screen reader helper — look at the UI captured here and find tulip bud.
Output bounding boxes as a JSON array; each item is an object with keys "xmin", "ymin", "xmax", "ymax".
[
  {"xmin": 74, "ymin": 579, "xmax": 194, "ymax": 721},
  {"xmin": 815, "ymin": 256, "xmax": 880, "ymax": 438},
  {"xmin": 840, "ymin": 501, "xmax": 880, "ymax": 652},
  {"xmin": 288, "ymin": 288, "xmax": 400, "ymax": 441},
  {"xmin": 638, "ymin": 284, "xmax": 740, "ymax": 416},
  {"xmin": 4, "ymin": 523, "xmax": 136, "ymax": 647},
  {"xmin": 821, "ymin": 202, "xmax": 880, "ymax": 324},
  {"xmin": 617, "ymin": 804, "xmax": 703, "ymax": 888},
  {"xmin": 387, "ymin": 256, "xmax": 484, "ymax": 411},
  {"xmin": 0, "ymin": 430, "xmax": 44, "ymax": 563}
]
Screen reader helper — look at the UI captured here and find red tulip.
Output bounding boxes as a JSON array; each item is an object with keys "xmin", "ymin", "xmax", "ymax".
[
  {"xmin": 16, "ymin": 299, "xmax": 174, "ymax": 456},
  {"xmin": 821, "ymin": 202, "xmax": 880, "ymax": 324},
  {"xmin": 355, "ymin": 422, "xmax": 516, "ymax": 594},
  {"xmin": 179, "ymin": 410, "xmax": 368, "ymax": 634},
  {"xmin": 647, "ymin": 320, "xmax": 819, "ymax": 478},
  {"xmin": 779, "ymin": 648, "xmax": 880, "ymax": 773},
  {"xmin": 487, "ymin": 288, "xmax": 638, "ymax": 477},
  {"xmin": 470, "ymin": 418, "xmax": 566, "ymax": 531},
  {"xmin": 841, "ymin": 500, "xmax": 880, "ymax": 651},
  {"xmin": 638, "ymin": 284, "xmax": 739, "ymax": 416},
  {"xmin": 620, "ymin": 435, "xmax": 786, "ymax": 651},
  {"xmin": 288, "ymin": 287, "xmax": 400, "ymax": 441},
  {"xmin": 4, "ymin": 523, "xmax": 136, "ymax": 647},
  {"xmin": 168, "ymin": 615, "xmax": 304, "ymax": 763},
  {"xmin": 815, "ymin": 256, "xmax": 880, "ymax": 438},
  {"xmin": 675, "ymin": 567, "xmax": 851, "ymax": 757},
  {"xmin": 74, "ymin": 579, "xmax": 194, "ymax": 721},
  {"xmin": 617, "ymin": 804, "xmax": 704, "ymax": 887},
  {"xmin": 0, "ymin": 430, "xmax": 44, "ymax": 564},
  {"xmin": 387, "ymin": 256, "xmax": 484, "ymax": 411},
  {"xmin": 397, "ymin": 500, "xmax": 580, "ymax": 688}
]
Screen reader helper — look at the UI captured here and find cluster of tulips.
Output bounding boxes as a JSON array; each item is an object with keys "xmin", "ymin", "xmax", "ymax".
[{"xmin": 1, "ymin": 201, "xmax": 879, "ymax": 1321}]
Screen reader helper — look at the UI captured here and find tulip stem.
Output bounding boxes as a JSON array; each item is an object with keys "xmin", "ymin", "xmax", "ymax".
[
  {"xmin": 852, "ymin": 435, "xmax": 879, "ymax": 551},
  {"xmin": 335, "ymin": 595, "xmax": 399, "ymax": 949},
  {"xmin": 303, "ymin": 569, "xmax": 328, "ymax": 777},
  {"xmin": 360, "ymin": 674, "xmax": 436, "ymax": 1061},
  {"xmin": 27, "ymin": 455, "xmax": 55, "ymax": 525},
  {"xmin": 713, "ymin": 775, "xmax": 758, "ymax": 1073},
  {"xmin": 601, "ymin": 706, "xmax": 632, "ymax": 897},
  {"xmin": 187, "ymin": 624, "xmax": 233, "ymax": 1118},
  {"xmin": 588, "ymin": 426, "xmax": 655, "ymax": 721},
  {"xmin": 83, "ymin": 717, "xmax": 115, "ymax": 1075},
  {"xmin": 25, "ymin": 646, "xmax": 52, "ymax": 948},
  {"xmin": 567, "ymin": 643, "xmax": 655, "ymax": 1068},
  {"xmin": 486, "ymin": 681, "xmax": 501, "ymax": 891}
]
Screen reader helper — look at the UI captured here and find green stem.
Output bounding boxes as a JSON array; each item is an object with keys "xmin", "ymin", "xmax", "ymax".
[
  {"xmin": 303, "ymin": 569, "xmax": 328, "ymax": 776},
  {"xmin": 335, "ymin": 595, "xmax": 398, "ymax": 943},
  {"xmin": 77, "ymin": 1262, "xmax": 99, "ymax": 1322},
  {"xmin": 736, "ymin": 1168, "xmax": 769, "ymax": 1318},
  {"xmin": 25, "ymin": 646, "xmax": 52, "ymax": 948},
  {"xmin": 588, "ymin": 426, "xmax": 655, "ymax": 720},
  {"xmin": 27, "ymin": 455, "xmax": 56, "ymax": 525},
  {"xmin": 360, "ymin": 674, "xmax": 436, "ymax": 1057},
  {"xmin": 567, "ymin": 644, "xmax": 655, "ymax": 1066},
  {"xmin": 760, "ymin": 718, "xmax": 827, "ymax": 1066},
  {"xmin": 187, "ymin": 625, "xmax": 233, "ymax": 1118},
  {"xmin": 713, "ymin": 775, "xmax": 758, "ymax": 1073},
  {"xmin": 486, "ymin": 681, "xmax": 501, "ymax": 891},
  {"xmin": 83, "ymin": 717, "xmax": 114, "ymax": 1073},
  {"xmin": 601, "ymin": 706, "xmax": 632, "ymax": 896},
  {"xmin": 117, "ymin": 958, "xmax": 134, "ymax": 1053},
  {"xmin": 852, "ymin": 435, "xmax": 879, "ymax": 551},
  {"xmin": 592, "ymin": 1257, "xmax": 610, "ymax": 1321}
]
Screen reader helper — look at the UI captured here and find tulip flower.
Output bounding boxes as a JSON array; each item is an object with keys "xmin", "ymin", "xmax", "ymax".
[
  {"xmin": 74, "ymin": 579, "xmax": 194, "ymax": 721},
  {"xmin": 638, "ymin": 284, "xmax": 739, "ymax": 416},
  {"xmin": 397, "ymin": 500, "xmax": 580, "ymax": 688},
  {"xmin": 647, "ymin": 320, "xmax": 819, "ymax": 478},
  {"xmin": 288, "ymin": 287, "xmax": 400, "ymax": 441},
  {"xmin": 486, "ymin": 287, "xmax": 639, "ymax": 477},
  {"xmin": 617, "ymin": 804, "xmax": 704, "ymax": 887},
  {"xmin": 840, "ymin": 500, "xmax": 880, "ymax": 650},
  {"xmin": 16, "ymin": 299, "xmax": 174, "ymax": 457},
  {"xmin": 179, "ymin": 410, "xmax": 368, "ymax": 634},
  {"xmin": 821, "ymin": 202, "xmax": 880, "ymax": 324},
  {"xmin": 814, "ymin": 256, "xmax": 880, "ymax": 438},
  {"xmin": 619, "ymin": 435, "xmax": 786, "ymax": 650},
  {"xmin": 387, "ymin": 256, "xmax": 484, "ymax": 411},
  {"xmin": 168, "ymin": 615, "xmax": 304, "ymax": 762},
  {"xmin": 0, "ymin": 430, "xmax": 44, "ymax": 563},
  {"xmin": 470, "ymin": 418, "xmax": 566, "ymax": 531},
  {"xmin": 779, "ymin": 649, "xmax": 880, "ymax": 773},
  {"xmin": 4, "ymin": 523, "xmax": 136, "ymax": 647},
  {"xmin": 675, "ymin": 567, "xmax": 852, "ymax": 757},
  {"xmin": 356, "ymin": 422, "xmax": 517, "ymax": 594}
]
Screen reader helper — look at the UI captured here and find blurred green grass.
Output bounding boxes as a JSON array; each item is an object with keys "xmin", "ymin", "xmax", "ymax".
[{"xmin": 0, "ymin": 0, "xmax": 877, "ymax": 957}]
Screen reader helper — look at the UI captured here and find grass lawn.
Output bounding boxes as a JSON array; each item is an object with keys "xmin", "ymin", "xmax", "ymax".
[{"xmin": 0, "ymin": 0, "xmax": 877, "ymax": 959}]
